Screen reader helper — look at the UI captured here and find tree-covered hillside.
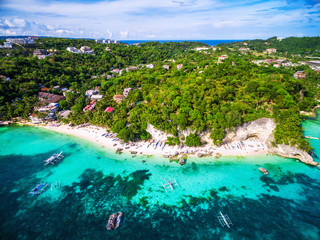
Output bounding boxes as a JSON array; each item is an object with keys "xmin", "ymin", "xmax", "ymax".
[{"xmin": 0, "ymin": 37, "xmax": 319, "ymax": 152}]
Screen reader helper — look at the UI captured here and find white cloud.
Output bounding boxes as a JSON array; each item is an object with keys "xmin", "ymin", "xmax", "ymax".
[
  {"xmin": 120, "ymin": 30, "xmax": 129, "ymax": 39},
  {"xmin": 106, "ymin": 29, "xmax": 113, "ymax": 38},
  {"xmin": 0, "ymin": 0, "xmax": 319, "ymax": 39}
]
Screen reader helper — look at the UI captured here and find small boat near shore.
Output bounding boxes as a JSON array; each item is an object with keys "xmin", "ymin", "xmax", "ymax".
[
  {"xmin": 106, "ymin": 212, "xmax": 123, "ymax": 230},
  {"xmin": 44, "ymin": 152, "xmax": 64, "ymax": 165},
  {"xmin": 259, "ymin": 167, "xmax": 269, "ymax": 175}
]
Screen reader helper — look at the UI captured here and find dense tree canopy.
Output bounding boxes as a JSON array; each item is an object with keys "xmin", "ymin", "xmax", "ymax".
[{"xmin": 0, "ymin": 37, "xmax": 319, "ymax": 152}]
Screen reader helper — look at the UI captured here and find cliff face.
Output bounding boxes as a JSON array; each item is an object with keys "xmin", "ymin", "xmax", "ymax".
[{"xmin": 224, "ymin": 118, "xmax": 319, "ymax": 166}]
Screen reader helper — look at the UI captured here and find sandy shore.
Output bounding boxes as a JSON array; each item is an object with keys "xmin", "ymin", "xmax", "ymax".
[{"xmin": 28, "ymin": 122, "xmax": 269, "ymax": 159}]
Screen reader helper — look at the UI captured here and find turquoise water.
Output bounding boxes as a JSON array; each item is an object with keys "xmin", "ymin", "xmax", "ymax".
[{"xmin": 0, "ymin": 113, "xmax": 320, "ymax": 239}]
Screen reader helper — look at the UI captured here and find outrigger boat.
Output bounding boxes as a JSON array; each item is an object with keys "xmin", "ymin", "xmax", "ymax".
[
  {"xmin": 44, "ymin": 152, "xmax": 64, "ymax": 165},
  {"xmin": 106, "ymin": 212, "xmax": 123, "ymax": 230},
  {"xmin": 217, "ymin": 211, "xmax": 233, "ymax": 228},
  {"xmin": 27, "ymin": 183, "xmax": 49, "ymax": 196},
  {"xmin": 161, "ymin": 178, "xmax": 180, "ymax": 192}
]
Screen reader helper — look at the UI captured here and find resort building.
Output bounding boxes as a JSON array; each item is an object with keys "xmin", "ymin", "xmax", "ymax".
[
  {"xmin": 294, "ymin": 71, "xmax": 307, "ymax": 79},
  {"xmin": 35, "ymin": 103, "xmax": 59, "ymax": 113},
  {"xmin": 113, "ymin": 95, "xmax": 124, "ymax": 103},
  {"xmin": 146, "ymin": 64, "xmax": 154, "ymax": 69},
  {"xmin": 126, "ymin": 66, "xmax": 138, "ymax": 72},
  {"xmin": 58, "ymin": 110, "xmax": 72, "ymax": 119},
  {"xmin": 163, "ymin": 65, "xmax": 170, "ymax": 70},
  {"xmin": 239, "ymin": 47, "xmax": 250, "ymax": 52},
  {"xmin": 104, "ymin": 107, "xmax": 114, "ymax": 113},
  {"xmin": 123, "ymin": 88, "xmax": 133, "ymax": 97},
  {"xmin": 0, "ymin": 42, "xmax": 13, "ymax": 48},
  {"xmin": 177, "ymin": 64, "xmax": 183, "ymax": 70},
  {"xmin": 85, "ymin": 89, "xmax": 99, "ymax": 98},
  {"xmin": 194, "ymin": 47, "xmax": 210, "ymax": 51},
  {"xmin": 266, "ymin": 48, "xmax": 277, "ymax": 53},
  {"xmin": 83, "ymin": 100, "xmax": 96, "ymax": 112},
  {"xmin": 6, "ymin": 38, "xmax": 34, "ymax": 45},
  {"xmin": 80, "ymin": 46, "xmax": 94, "ymax": 54},
  {"xmin": 90, "ymin": 94, "xmax": 104, "ymax": 100},
  {"xmin": 218, "ymin": 55, "xmax": 228, "ymax": 62},
  {"xmin": 66, "ymin": 46, "xmax": 94, "ymax": 54},
  {"xmin": 38, "ymin": 92, "xmax": 64, "ymax": 104}
]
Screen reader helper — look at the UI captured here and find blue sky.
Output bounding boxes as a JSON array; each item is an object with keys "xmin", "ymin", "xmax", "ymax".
[{"xmin": 0, "ymin": 0, "xmax": 319, "ymax": 39}]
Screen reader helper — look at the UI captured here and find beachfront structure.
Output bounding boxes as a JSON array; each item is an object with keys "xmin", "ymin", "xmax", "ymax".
[
  {"xmin": 177, "ymin": 64, "xmax": 183, "ymax": 70},
  {"xmin": 163, "ymin": 65, "xmax": 170, "ymax": 70},
  {"xmin": 38, "ymin": 92, "xmax": 64, "ymax": 104},
  {"xmin": 266, "ymin": 48, "xmax": 277, "ymax": 53},
  {"xmin": 123, "ymin": 88, "xmax": 133, "ymax": 97},
  {"xmin": 113, "ymin": 95, "xmax": 124, "ymax": 103},
  {"xmin": 146, "ymin": 64, "xmax": 154, "ymax": 69},
  {"xmin": 294, "ymin": 71, "xmax": 307, "ymax": 79},
  {"xmin": 58, "ymin": 110, "xmax": 72, "ymax": 119},
  {"xmin": 36, "ymin": 102, "xmax": 59, "ymax": 113},
  {"xmin": 105, "ymin": 107, "xmax": 114, "ymax": 113}
]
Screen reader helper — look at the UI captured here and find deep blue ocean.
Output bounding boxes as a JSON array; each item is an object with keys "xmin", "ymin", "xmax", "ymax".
[
  {"xmin": 121, "ymin": 40, "xmax": 243, "ymax": 46},
  {"xmin": 0, "ymin": 112, "xmax": 319, "ymax": 240}
]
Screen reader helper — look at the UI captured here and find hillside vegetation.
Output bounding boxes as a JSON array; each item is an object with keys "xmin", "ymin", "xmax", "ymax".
[{"xmin": 0, "ymin": 37, "xmax": 319, "ymax": 151}]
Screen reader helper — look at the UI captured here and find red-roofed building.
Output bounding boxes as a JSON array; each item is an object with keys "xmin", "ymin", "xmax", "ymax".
[
  {"xmin": 104, "ymin": 107, "xmax": 114, "ymax": 113},
  {"xmin": 83, "ymin": 100, "xmax": 96, "ymax": 112},
  {"xmin": 38, "ymin": 92, "xmax": 64, "ymax": 104},
  {"xmin": 41, "ymin": 87, "xmax": 50, "ymax": 92}
]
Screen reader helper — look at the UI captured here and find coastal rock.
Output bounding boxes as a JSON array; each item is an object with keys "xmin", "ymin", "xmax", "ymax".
[
  {"xmin": 130, "ymin": 151, "xmax": 137, "ymax": 154},
  {"xmin": 163, "ymin": 155, "xmax": 170, "ymax": 158},
  {"xmin": 197, "ymin": 153, "xmax": 205, "ymax": 158},
  {"xmin": 269, "ymin": 144, "xmax": 319, "ymax": 166},
  {"xmin": 172, "ymin": 151, "xmax": 179, "ymax": 157},
  {"xmin": 224, "ymin": 117, "xmax": 319, "ymax": 166},
  {"xmin": 224, "ymin": 118, "xmax": 276, "ymax": 143},
  {"xmin": 179, "ymin": 159, "xmax": 186, "ymax": 165}
]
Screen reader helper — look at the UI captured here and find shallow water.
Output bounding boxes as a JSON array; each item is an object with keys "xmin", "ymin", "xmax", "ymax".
[{"xmin": 0, "ymin": 114, "xmax": 320, "ymax": 239}]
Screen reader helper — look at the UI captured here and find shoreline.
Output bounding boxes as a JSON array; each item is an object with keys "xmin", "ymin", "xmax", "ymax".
[{"xmin": 14, "ymin": 121, "xmax": 270, "ymax": 160}]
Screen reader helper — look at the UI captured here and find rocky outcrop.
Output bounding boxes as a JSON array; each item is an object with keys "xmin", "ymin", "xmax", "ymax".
[
  {"xmin": 268, "ymin": 144, "xmax": 318, "ymax": 166},
  {"xmin": 224, "ymin": 118, "xmax": 276, "ymax": 143},
  {"xmin": 224, "ymin": 118, "xmax": 319, "ymax": 166}
]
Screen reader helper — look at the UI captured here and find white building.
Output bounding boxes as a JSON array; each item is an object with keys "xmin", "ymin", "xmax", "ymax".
[
  {"xmin": 90, "ymin": 94, "xmax": 104, "ymax": 100},
  {"xmin": 123, "ymin": 88, "xmax": 133, "ymax": 97},
  {"xmin": 146, "ymin": 64, "xmax": 154, "ymax": 69},
  {"xmin": 36, "ymin": 103, "xmax": 59, "ymax": 113}
]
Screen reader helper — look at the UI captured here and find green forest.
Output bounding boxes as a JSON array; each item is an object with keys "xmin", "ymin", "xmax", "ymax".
[{"xmin": 0, "ymin": 36, "xmax": 319, "ymax": 152}]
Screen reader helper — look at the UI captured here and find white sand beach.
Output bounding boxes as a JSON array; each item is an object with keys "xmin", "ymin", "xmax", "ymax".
[{"xmin": 36, "ymin": 122, "xmax": 269, "ymax": 159}]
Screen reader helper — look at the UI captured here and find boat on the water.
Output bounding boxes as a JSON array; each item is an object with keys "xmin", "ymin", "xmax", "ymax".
[
  {"xmin": 259, "ymin": 167, "xmax": 269, "ymax": 175},
  {"xmin": 44, "ymin": 152, "xmax": 64, "ymax": 165},
  {"xmin": 106, "ymin": 212, "xmax": 123, "ymax": 230},
  {"xmin": 28, "ymin": 183, "xmax": 49, "ymax": 196}
]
